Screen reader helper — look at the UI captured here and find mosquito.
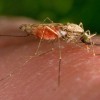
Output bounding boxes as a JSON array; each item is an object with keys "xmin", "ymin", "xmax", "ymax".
[
  {"xmin": 19, "ymin": 19, "xmax": 96, "ymax": 86},
  {"xmin": 0, "ymin": 18, "xmax": 96, "ymax": 86}
]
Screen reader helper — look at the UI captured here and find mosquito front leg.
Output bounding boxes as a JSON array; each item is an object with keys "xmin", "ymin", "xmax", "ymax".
[
  {"xmin": 89, "ymin": 39, "xmax": 95, "ymax": 56},
  {"xmin": 79, "ymin": 22, "xmax": 84, "ymax": 29},
  {"xmin": 85, "ymin": 30, "xmax": 91, "ymax": 35},
  {"xmin": 91, "ymin": 42, "xmax": 95, "ymax": 56},
  {"xmin": 86, "ymin": 44, "xmax": 90, "ymax": 53}
]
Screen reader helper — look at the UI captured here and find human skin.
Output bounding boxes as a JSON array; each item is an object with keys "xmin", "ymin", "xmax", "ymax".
[{"xmin": 0, "ymin": 17, "xmax": 100, "ymax": 100}]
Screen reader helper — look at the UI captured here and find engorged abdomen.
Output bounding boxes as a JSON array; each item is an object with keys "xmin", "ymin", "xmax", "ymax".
[{"xmin": 32, "ymin": 26, "xmax": 59, "ymax": 40}]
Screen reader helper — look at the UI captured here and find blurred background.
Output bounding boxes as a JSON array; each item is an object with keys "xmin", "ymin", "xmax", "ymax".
[{"xmin": 0, "ymin": 0, "xmax": 100, "ymax": 34}]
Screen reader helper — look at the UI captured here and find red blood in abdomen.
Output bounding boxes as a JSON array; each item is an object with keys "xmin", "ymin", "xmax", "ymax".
[{"xmin": 33, "ymin": 26, "xmax": 59, "ymax": 40}]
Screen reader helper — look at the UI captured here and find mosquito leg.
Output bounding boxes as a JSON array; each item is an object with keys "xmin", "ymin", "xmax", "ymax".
[
  {"xmin": 37, "ymin": 48, "xmax": 54, "ymax": 56},
  {"xmin": 35, "ymin": 37, "xmax": 43, "ymax": 55},
  {"xmin": 85, "ymin": 30, "xmax": 91, "ymax": 35},
  {"xmin": 79, "ymin": 22, "xmax": 84, "ymax": 29},
  {"xmin": 37, "ymin": 40, "xmax": 55, "ymax": 56},
  {"xmin": 85, "ymin": 42, "xmax": 95, "ymax": 56},
  {"xmin": 90, "ymin": 39, "xmax": 95, "ymax": 56},
  {"xmin": 43, "ymin": 17, "xmax": 54, "ymax": 23},
  {"xmin": 50, "ymin": 40, "xmax": 55, "ymax": 50},
  {"xmin": 35, "ymin": 26, "xmax": 56, "ymax": 55},
  {"xmin": 85, "ymin": 44, "xmax": 90, "ymax": 53},
  {"xmin": 35, "ymin": 17, "xmax": 54, "ymax": 55},
  {"xmin": 58, "ymin": 38, "xmax": 61, "ymax": 86},
  {"xmin": 91, "ymin": 42, "xmax": 95, "ymax": 56},
  {"xmin": 0, "ymin": 54, "xmax": 35, "ymax": 82},
  {"xmin": 35, "ymin": 26, "xmax": 46, "ymax": 55}
]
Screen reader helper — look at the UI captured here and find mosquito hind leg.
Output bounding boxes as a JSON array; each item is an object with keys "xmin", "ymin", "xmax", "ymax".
[{"xmin": 43, "ymin": 17, "xmax": 54, "ymax": 23}]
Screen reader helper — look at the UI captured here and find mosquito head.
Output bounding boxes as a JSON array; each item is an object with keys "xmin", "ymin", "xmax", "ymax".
[{"xmin": 80, "ymin": 30, "xmax": 96, "ymax": 44}]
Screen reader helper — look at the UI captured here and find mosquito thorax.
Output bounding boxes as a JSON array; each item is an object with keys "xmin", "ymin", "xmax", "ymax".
[{"xmin": 63, "ymin": 23, "xmax": 84, "ymax": 33}]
